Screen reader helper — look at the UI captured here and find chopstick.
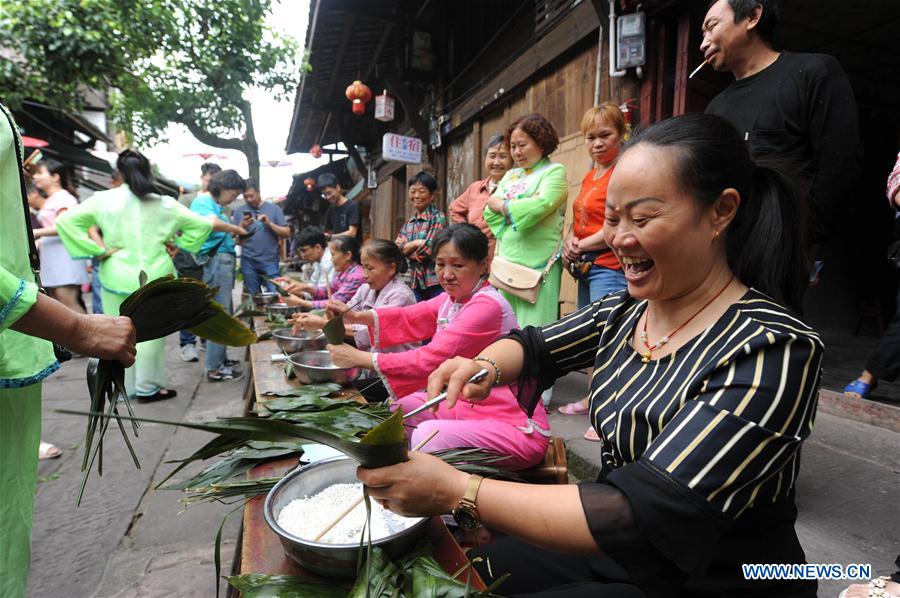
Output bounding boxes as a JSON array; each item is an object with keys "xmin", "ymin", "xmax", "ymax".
[
  {"xmin": 689, "ymin": 59, "xmax": 707, "ymax": 79},
  {"xmin": 402, "ymin": 369, "xmax": 489, "ymax": 420},
  {"xmin": 311, "ymin": 428, "xmax": 440, "ymax": 542}
]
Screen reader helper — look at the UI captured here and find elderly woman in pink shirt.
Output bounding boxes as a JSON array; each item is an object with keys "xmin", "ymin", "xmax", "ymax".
[
  {"xmin": 448, "ymin": 134, "xmax": 513, "ymax": 259},
  {"xmin": 326, "ymin": 224, "xmax": 550, "ymax": 470},
  {"xmin": 293, "ymin": 239, "xmax": 418, "ymax": 401}
]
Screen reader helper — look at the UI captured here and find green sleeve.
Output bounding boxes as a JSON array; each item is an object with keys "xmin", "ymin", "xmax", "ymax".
[
  {"xmin": 0, "ymin": 266, "xmax": 39, "ymax": 333},
  {"xmin": 483, "ymin": 173, "xmax": 512, "ymax": 237},
  {"xmin": 173, "ymin": 201, "xmax": 214, "ymax": 253},
  {"xmin": 505, "ymin": 164, "xmax": 568, "ymax": 231},
  {"xmin": 55, "ymin": 197, "xmax": 105, "ymax": 259}
]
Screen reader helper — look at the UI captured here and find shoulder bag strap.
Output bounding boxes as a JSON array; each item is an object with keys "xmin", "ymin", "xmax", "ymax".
[{"xmin": 2, "ymin": 106, "xmax": 42, "ymax": 285}]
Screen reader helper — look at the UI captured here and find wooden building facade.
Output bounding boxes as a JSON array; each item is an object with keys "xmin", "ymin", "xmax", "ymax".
[{"xmin": 287, "ymin": 0, "xmax": 900, "ymax": 328}]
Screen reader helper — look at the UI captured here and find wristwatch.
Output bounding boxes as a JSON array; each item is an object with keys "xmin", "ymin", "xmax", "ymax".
[{"xmin": 451, "ymin": 474, "xmax": 484, "ymax": 530}]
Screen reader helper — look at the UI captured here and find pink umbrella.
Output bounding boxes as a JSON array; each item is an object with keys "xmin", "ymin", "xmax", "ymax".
[
  {"xmin": 263, "ymin": 159, "xmax": 293, "ymax": 168},
  {"xmin": 182, "ymin": 152, "xmax": 228, "ymax": 160},
  {"xmin": 22, "ymin": 135, "xmax": 48, "ymax": 147}
]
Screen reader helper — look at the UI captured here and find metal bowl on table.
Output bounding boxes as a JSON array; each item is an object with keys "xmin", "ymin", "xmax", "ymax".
[
  {"xmin": 271, "ymin": 328, "xmax": 327, "ymax": 354},
  {"xmin": 264, "ymin": 456, "xmax": 428, "ymax": 578},
  {"xmin": 288, "ymin": 350, "xmax": 360, "ymax": 385},
  {"xmin": 264, "ymin": 303, "xmax": 305, "ymax": 317},
  {"xmin": 252, "ymin": 291, "xmax": 280, "ymax": 307}
]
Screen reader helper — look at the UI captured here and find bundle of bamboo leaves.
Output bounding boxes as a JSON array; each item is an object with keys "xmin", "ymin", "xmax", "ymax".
[
  {"xmin": 78, "ymin": 274, "xmax": 256, "ymax": 505},
  {"xmin": 227, "ymin": 546, "xmax": 507, "ymax": 597}
]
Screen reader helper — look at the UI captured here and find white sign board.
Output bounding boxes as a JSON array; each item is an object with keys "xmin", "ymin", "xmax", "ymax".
[{"xmin": 382, "ymin": 133, "xmax": 423, "ymax": 164}]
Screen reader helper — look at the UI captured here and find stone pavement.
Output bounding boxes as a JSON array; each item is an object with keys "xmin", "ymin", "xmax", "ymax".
[
  {"xmin": 29, "ymin": 336, "xmax": 246, "ymax": 598},
  {"xmin": 28, "ymin": 341, "xmax": 900, "ymax": 597}
]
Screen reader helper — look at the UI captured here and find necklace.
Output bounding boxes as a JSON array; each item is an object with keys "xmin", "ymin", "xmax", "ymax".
[{"xmin": 639, "ymin": 275, "xmax": 734, "ymax": 363}]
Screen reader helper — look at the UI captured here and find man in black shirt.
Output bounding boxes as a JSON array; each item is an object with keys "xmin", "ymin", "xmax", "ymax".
[
  {"xmin": 318, "ymin": 173, "xmax": 362, "ymax": 243},
  {"xmin": 701, "ymin": 0, "xmax": 861, "ymax": 251}
]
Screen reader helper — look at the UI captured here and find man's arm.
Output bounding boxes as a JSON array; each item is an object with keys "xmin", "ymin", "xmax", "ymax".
[
  {"xmin": 805, "ymin": 55, "xmax": 861, "ymax": 246},
  {"xmin": 333, "ymin": 224, "xmax": 358, "ymax": 238}
]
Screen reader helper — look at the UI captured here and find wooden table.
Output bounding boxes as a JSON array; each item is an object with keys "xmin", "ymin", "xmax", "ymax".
[{"xmin": 239, "ymin": 458, "xmax": 485, "ymax": 591}]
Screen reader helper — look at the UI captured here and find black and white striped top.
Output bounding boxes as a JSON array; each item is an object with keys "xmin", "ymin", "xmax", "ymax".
[{"xmin": 511, "ymin": 288, "xmax": 823, "ymax": 595}]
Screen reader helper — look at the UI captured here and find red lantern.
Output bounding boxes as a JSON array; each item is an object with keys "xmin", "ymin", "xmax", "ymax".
[
  {"xmin": 345, "ymin": 80, "xmax": 372, "ymax": 115},
  {"xmin": 304, "ymin": 177, "xmax": 316, "ymax": 192},
  {"xmin": 309, "ymin": 144, "xmax": 323, "ymax": 159}
]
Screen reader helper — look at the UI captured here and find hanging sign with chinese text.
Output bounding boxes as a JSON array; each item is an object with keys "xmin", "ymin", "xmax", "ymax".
[{"xmin": 382, "ymin": 133, "xmax": 422, "ymax": 164}]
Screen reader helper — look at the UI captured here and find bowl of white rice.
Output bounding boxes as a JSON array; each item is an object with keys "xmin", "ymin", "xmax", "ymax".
[{"xmin": 264, "ymin": 456, "xmax": 428, "ymax": 578}]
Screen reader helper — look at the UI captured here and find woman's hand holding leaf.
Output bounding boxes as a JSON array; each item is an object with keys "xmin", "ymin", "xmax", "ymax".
[
  {"xmin": 426, "ymin": 357, "xmax": 492, "ymax": 409},
  {"xmin": 291, "ymin": 313, "xmax": 326, "ymax": 334},
  {"xmin": 283, "ymin": 294, "xmax": 310, "ymax": 308},
  {"xmin": 357, "ymin": 451, "xmax": 469, "ymax": 518},
  {"xmin": 327, "ymin": 343, "xmax": 372, "ymax": 370},
  {"xmin": 283, "ymin": 280, "xmax": 312, "ymax": 296},
  {"xmin": 73, "ymin": 314, "xmax": 136, "ymax": 366}
]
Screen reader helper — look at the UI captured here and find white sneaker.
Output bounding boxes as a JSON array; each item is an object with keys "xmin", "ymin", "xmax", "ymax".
[{"xmin": 180, "ymin": 344, "xmax": 199, "ymax": 362}]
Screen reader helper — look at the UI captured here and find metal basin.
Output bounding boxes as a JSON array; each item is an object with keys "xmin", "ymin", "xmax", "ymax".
[
  {"xmin": 272, "ymin": 328, "xmax": 327, "ymax": 354},
  {"xmin": 264, "ymin": 456, "xmax": 428, "ymax": 578},
  {"xmin": 264, "ymin": 303, "xmax": 306, "ymax": 317},
  {"xmin": 252, "ymin": 291, "xmax": 279, "ymax": 306},
  {"xmin": 288, "ymin": 350, "xmax": 360, "ymax": 385}
]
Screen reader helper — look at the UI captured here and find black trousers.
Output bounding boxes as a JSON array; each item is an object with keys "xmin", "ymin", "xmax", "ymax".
[
  {"xmin": 471, "ymin": 536, "xmax": 646, "ymax": 597},
  {"xmin": 867, "ymin": 285, "xmax": 900, "ymax": 382},
  {"xmin": 351, "ymin": 377, "xmax": 390, "ymax": 403}
]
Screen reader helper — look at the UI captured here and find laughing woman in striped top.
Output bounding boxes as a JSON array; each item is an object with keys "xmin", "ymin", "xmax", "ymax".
[{"xmin": 356, "ymin": 114, "xmax": 823, "ymax": 597}]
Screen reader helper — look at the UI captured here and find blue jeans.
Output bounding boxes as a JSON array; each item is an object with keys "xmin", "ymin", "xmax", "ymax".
[
  {"xmin": 577, "ymin": 265, "xmax": 627, "ymax": 309},
  {"xmin": 90, "ymin": 257, "xmax": 103, "ymax": 314},
  {"xmin": 201, "ymin": 252, "xmax": 236, "ymax": 372},
  {"xmin": 241, "ymin": 255, "xmax": 280, "ymax": 294}
]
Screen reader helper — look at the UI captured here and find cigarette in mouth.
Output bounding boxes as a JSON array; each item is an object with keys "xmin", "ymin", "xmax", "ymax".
[{"xmin": 689, "ymin": 60, "xmax": 708, "ymax": 79}]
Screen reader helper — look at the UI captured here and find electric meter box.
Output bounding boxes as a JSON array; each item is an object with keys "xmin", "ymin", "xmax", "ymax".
[{"xmin": 617, "ymin": 12, "xmax": 646, "ymax": 69}]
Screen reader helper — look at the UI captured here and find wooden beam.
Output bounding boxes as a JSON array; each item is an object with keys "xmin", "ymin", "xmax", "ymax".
[
  {"xmin": 363, "ymin": 22, "xmax": 395, "ymax": 81},
  {"xmin": 385, "ymin": 76, "xmax": 430, "ymax": 142},
  {"xmin": 450, "ymin": 1, "xmax": 599, "ymax": 129},
  {"xmin": 324, "ymin": 14, "xmax": 358, "ymax": 101},
  {"xmin": 673, "ymin": 15, "xmax": 690, "ymax": 116}
]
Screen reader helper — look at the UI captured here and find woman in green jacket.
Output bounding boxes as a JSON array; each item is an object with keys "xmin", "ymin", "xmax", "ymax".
[
  {"xmin": 56, "ymin": 150, "xmax": 245, "ymax": 401},
  {"xmin": 0, "ymin": 104, "xmax": 136, "ymax": 598},
  {"xmin": 484, "ymin": 113, "xmax": 568, "ymax": 329}
]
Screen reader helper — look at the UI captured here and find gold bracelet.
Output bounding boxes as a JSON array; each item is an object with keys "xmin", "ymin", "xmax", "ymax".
[{"xmin": 473, "ymin": 357, "xmax": 501, "ymax": 386}]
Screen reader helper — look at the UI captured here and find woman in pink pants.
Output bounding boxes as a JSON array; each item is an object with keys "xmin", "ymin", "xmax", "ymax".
[{"xmin": 326, "ymin": 224, "xmax": 550, "ymax": 469}]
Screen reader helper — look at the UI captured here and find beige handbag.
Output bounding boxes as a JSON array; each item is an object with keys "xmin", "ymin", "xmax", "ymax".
[{"xmin": 489, "ymin": 238, "xmax": 562, "ymax": 304}]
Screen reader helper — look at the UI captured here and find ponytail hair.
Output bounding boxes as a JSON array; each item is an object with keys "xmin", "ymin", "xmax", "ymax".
[
  {"xmin": 116, "ymin": 149, "xmax": 156, "ymax": 199},
  {"xmin": 362, "ymin": 239, "xmax": 408, "ymax": 275},
  {"xmin": 627, "ymin": 114, "xmax": 807, "ymax": 312},
  {"xmin": 329, "ymin": 234, "xmax": 361, "ymax": 264},
  {"xmin": 38, "ymin": 158, "xmax": 78, "ymax": 199}
]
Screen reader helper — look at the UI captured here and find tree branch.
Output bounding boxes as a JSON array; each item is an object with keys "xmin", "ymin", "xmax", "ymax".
[{"xmin": 178, "ymin": 118, "xmax": 244, "ymax": 151}]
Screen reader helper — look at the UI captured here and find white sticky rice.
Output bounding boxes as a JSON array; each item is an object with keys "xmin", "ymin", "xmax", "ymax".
[{"xmin": 276, "ymin": 483, "xmax": 421, "ymax": 544}]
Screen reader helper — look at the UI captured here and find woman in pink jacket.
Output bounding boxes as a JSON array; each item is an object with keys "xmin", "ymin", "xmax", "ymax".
[{"xmin": 327, "ymin": 224, "xmax": 550, "ymax": 469}]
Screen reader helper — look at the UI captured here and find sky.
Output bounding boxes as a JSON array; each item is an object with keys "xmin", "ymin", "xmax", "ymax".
[{"xmin": 142, "ymin": 0, "xmax": 326, "ymax": 199}]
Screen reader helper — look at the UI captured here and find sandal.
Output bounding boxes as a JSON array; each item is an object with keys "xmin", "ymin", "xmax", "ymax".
[
  {"xmin": 136, "ymin": 388, "xmax": 178, "ymax": 403},
  {"xmin": 839, "ymin": 576, "xmax": 900, "ymax": 598},
  {"xmin": 558, "ymin": 401, "xmax": 589, "ymax": 416},
  {"xmin": 583, "ymin": 427, "xmax": 601, "ymax": 442},
  {"xmin": 844, "ymin": 379, "xmax": 876, "ymax": 400},
  {"xmin": 39, "ymin": 441, "xmax": 61, "ymax": 460}
]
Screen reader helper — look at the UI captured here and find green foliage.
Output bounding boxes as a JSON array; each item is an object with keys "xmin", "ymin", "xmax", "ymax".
[{"xmin": 0, "ymin": 0, "xmax": 298, "ymax": 180}]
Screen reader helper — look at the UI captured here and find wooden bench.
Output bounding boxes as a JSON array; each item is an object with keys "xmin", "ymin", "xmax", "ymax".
[{"xmin": 520, "ymin": 437, "xmax": 568, "ymax": 484}]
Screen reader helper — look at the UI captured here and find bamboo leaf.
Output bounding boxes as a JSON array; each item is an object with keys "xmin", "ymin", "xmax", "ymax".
[
  {"xmin": 187, "ymin": 301, "xmax": 257, "ymax": 346},
  {"xmin": 226, "ymin": 574, "xmax": 347, "ymax": 598},
  {"xmin": 260, "ymin": 275, "xmax": 290, "ymax": 297},
  {"xmin": 323, "ymin": 314, "xmax": 345, "ymax": 344},
  {"xmin": 60, "ymin": 410, "xmax": 408, "ymax": 469}
]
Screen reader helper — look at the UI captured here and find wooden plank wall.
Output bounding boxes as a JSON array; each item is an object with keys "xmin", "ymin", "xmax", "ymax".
[{"xmin": 368, "ymin": 34, "xmax": 637, "ymax": 318}]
